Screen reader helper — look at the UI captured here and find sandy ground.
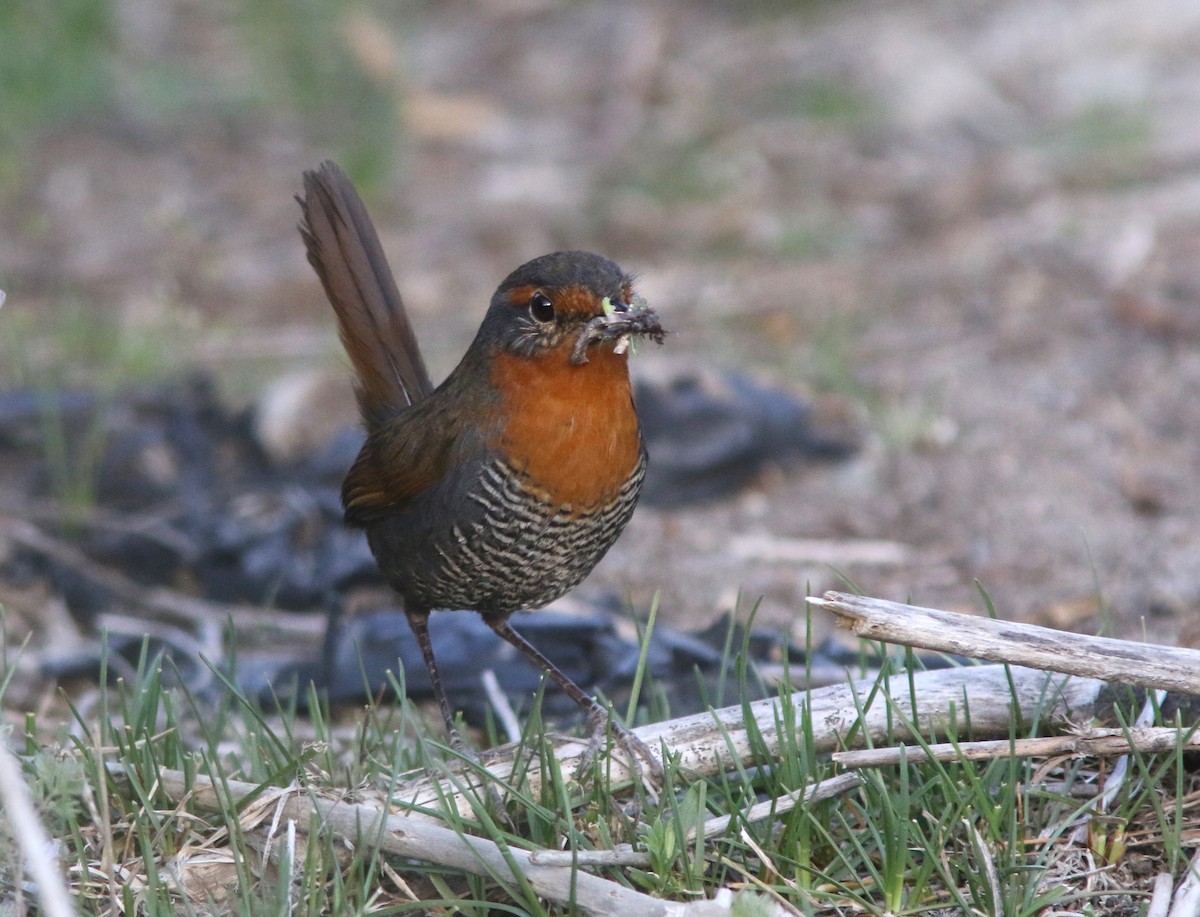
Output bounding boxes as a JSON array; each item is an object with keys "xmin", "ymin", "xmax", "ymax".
[{"xmin": 4, "ymin": 0, "xmax": 1200, "ymax": 654}]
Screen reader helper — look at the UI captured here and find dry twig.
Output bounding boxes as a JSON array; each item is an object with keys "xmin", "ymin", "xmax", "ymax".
[
  {"xmin": 376, "ymin": 664, "xmax": 1103, "ymax": 820},
  {"xmin": 833, "ymin": 726, "xmax": 1200, "ymax": 769},
  {"xmin": 527, "ymin": 772, "xmax": 863, "ymax": 867},
  {"xmin": 1170, "ymin": 847, "xmax": 1200, "ymax": 917},
  {"xmin": 809, "ymin": 591, "xmax": 1200, "ymax": 695},
  {"xmin": 0, "ymin": 741, "xmax": 77, "ymax": 917},
  {"xmin": 133, "ymin": 770, "xmax": 691, "ymax": 917}
]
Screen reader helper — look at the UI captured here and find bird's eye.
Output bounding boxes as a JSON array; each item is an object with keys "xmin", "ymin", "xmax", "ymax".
[{"xmin": 528, "ymin": 291, "xmax": 555, "ymax": 323}]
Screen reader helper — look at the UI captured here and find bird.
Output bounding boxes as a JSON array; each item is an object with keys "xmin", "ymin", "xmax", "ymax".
[{"xmin": 297, "ymin": 161, "xmax": 665, "ymax": 775}]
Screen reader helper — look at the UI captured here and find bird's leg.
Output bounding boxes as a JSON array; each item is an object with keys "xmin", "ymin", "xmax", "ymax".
[
  {"xmin": 404, "ymin": 607, "xmax": 462, "ymax": 743},
  {"xmin": 404, "ymin": 607, "xmax": 511, "ymax": 822},
  {"xmin": 484, "ymin": 614, "xmax": 662, "ymax": 788}
]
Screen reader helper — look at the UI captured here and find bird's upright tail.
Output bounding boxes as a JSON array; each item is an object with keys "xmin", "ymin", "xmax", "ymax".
[{"xmin": 299, "ymin": 161, "xmax": 433, "ymax": 428}]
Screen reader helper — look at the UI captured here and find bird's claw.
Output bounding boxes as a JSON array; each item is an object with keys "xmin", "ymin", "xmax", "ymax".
[
  {"xmin": 575, "ymin": 705, "xmax": 662, "ymax": 797},
  {"xmin": 443, "ymin": 729, "xmax": 514, "ymax": 829}
]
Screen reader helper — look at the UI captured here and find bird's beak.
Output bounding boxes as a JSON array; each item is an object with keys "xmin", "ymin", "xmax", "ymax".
[{"xmin": 570, "ymin": 295, "xmax": 666, "ymax": 365}]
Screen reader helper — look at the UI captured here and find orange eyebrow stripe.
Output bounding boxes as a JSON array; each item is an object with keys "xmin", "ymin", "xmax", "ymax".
[
  {"xmin": 505, "ymin": 284, "xmax": 608, "ymax": 320},
  {"xmin": 505, "ymin": 285, "xmax": 537, "ymax": 306}
]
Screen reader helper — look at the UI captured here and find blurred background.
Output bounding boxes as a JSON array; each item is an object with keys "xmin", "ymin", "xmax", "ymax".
[{"xmin": 3, "ymin": 0, "xmax": 1200, "ymax": 651}]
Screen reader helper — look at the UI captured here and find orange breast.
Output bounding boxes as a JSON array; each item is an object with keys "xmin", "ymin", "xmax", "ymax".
[{"xmin": 489, "ymin": 345, "xmax": 642, "ymax": 512}]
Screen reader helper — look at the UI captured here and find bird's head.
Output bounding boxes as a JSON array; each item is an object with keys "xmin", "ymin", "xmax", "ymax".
[{"xmin": 479, "ymin": 251, "xmax": 665, "ymax": 365}]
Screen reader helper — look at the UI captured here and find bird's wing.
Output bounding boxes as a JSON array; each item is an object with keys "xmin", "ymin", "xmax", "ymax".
[{"xmin": 341, "ymin": 398, "xmax": 463, "ymax": 524}]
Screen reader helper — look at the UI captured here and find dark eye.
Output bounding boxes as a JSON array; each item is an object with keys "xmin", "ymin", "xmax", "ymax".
[{"xmin": 529, "ymin": 291, "xmax": 555, "ymax": 323}]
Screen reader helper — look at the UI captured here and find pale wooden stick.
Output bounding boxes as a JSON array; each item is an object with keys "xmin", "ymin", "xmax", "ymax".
[
  {"xmin": 391, "ymin": 664, "xmax": 1106, "ymax": 821},
  {"xmin": 833, "ymin": 726, "xmax": 1200, "ymax": 769},
  {"xmin": 1148, "ymin": 872, "xmax": 1175, "ymax": 917},
  {"xmin": 480, "ymin": 669, "xmax": 522, "ymax": 744},
  {"xmin": 1170, "ymin": 847, "xmax": 1200, "ymax": 917},
  {"xmin": 0, "ymin": 742, "xmax": 77, "ymax": 917},
  {"xmin": 135, "ymin": 769, "xmax": 676, "ymax": 917},
  {"xmin": 527, "ymin": 772, "xmax": 863, "ymax": 867},
  {"xmin": 146, "ymin": 666, "xmax": 1104, "ymax": 908},
  {"xmin": 809, "ymin": 591, "xmax": 1200, "ymax": 695}
]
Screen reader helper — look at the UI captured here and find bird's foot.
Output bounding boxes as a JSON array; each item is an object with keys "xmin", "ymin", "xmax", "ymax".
[
  {"xmin": 576, "ymin": 705, "xmax": 662, "ymax": 796},
  {"xmin": 440, "ymin": 727, "xmax": 513, "ymax": 829}
]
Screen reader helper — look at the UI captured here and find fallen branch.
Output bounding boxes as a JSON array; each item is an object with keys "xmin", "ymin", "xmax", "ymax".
[
  {"xmin": 809, "ymin": 591, "xmax": 1200, "ymax": 695},
  {"xmin": 389, "ymin": 664, "xmax": 1105, "ymax": 819},
  {"xmin": 527, "ymin": 772, "xmax": 863, "ymax": 868},
  {"xmin": 144, "ymin": 662, "xmax": 1108, "ymax": 903},
  {"xmin": 393, "ymin": 584, "xmax": 1200, "ymax": 818},
  {"xmin": 833, "ymin": 726, "xmax": 1200, "ymax": 769},
  {"xmin": 1148, "ymin": 872, "xmax": 1174, "ymax": 917},
  {"xmin": 138, "ymin": 769, "xmax": 680, "ymax": 917},
  {"xmin": 0, "ymin": 741, "xmax": 77, "ymax": 917},
  {"xmin": 145, "ymin": 589, "xmax": 1198, "ymax": 909},
  {"xmin": 1170, "ymin": 847, "xmax": 1200, "ymax": 917}
]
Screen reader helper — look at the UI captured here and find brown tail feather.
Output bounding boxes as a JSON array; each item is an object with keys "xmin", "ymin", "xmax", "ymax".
[{"xmin": 298, "ymin": 161, "xmax": 433, "ymax": 428}]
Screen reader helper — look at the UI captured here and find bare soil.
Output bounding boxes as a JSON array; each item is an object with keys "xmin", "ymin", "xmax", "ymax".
[{"xmin": 5, "ymin": 0, "xmax": 1200, "ymax": 654}]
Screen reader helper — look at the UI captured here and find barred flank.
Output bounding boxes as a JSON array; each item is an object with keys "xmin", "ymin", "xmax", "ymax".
[{"xmin": 405, "ymin": 454, "xmax": 646, "ymax": 612}]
